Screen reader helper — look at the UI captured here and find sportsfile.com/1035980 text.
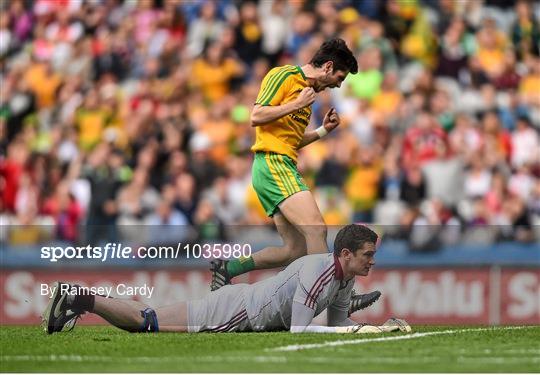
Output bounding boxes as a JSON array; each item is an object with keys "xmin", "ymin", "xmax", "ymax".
[{"xmin": 40, "ymin": 243, "xmax": 252, "ymax": 262}]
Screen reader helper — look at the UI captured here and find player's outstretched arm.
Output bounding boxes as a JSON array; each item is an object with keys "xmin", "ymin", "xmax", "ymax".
[
  {"xmin": 290, "ymin": 297, "xmax": 406, "ymax": 334},
  {"xmin": 327, "ymin": 305, "xmax": 358, "ymax": 327},
  {"xmin": 327, "ymin": 304, "xmax": 413, "ymax": 334},
  {"xmin": 289, "ymin": 302, "xmax": 380, "ymax": 334},
  {"xmin": 290, "ymin": 301, "xmax": 339, "ymax": 333}
]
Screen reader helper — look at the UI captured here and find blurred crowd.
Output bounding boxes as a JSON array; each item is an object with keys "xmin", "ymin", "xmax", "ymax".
[{"xmin": 1, "ymin": 0, "xmax": 539, "ymax": 249}]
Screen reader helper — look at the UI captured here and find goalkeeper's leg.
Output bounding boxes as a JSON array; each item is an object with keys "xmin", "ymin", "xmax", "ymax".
[
  {"xmin": 91, "ymin": 296, "xmax": 189, "ymax": 332},
  {"xmin": 72, "ymin": 295, "xmax": 187, "ymax": 332},
  {"xmin": 43, "ymin": 283, "xmax": 176, "ymax": 334}
]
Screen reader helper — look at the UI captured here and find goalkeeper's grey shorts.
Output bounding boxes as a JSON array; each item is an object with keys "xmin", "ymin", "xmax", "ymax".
[{"xmin": 187, "ymin": 284, "xmax": 251, "ymax": 333}]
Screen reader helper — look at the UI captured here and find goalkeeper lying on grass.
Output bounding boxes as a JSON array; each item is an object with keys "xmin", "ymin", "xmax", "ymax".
[{"xmin": 43, "ymin": 224, "xmax": 410, "ymax": 334}]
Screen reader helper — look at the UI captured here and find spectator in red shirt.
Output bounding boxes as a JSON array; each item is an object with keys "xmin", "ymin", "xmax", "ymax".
[
  {"xmin": 42, "ymin": 183, "xmax": 83, "ymax": 242},
  {"xmin": 0, "ymin": 140, "xmax": 29, "ymax": 213},
  {"xmin": 402, "ymin": 112, "xmax": 448, "ymax": 170}
]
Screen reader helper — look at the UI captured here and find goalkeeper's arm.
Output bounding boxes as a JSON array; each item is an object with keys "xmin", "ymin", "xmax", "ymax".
[
  {"xmin": 327, "ymin": 305, "xmax": 358, "ymax": 327},
  {"xmin": 289, "ymin": 302, "xmax": 410, "ymax": 334},
  {"xmin": 289, "ymin": 302, "xmax": 359, "ymax": 333}
]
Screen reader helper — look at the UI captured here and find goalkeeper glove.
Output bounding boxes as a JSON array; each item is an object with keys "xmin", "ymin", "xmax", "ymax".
[
  {"xmin": 335, "ymin": 318, "xmax": 411, "ymax": 334},
  {"xmin": 335, "ymin": 324, "xmax": 383, "ymax": 334},
  {"xmin": 381, "ymin": 318, "xmax": 412, "ymax": 332}
]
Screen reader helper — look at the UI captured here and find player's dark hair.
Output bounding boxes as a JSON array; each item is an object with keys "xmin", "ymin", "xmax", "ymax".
[
  {"xmin": 309, "ymin": 38, "xmax": 358, "ymax": 74},
  {"xmin": 333, "ymin": 224, "xmax": 378, "ymax": 256}
]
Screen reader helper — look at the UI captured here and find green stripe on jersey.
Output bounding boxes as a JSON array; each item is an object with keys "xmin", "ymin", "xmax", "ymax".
[
  {"xmin": 257, "ymin": 67, "xmax": 296, "ymax": 105},
  {"xmin": 262, "ymin": 71, "xmax": 298, "ymax": 105}
]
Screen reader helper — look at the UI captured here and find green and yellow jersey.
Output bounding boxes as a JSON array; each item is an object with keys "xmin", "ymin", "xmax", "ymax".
[{"xmin": 251, "ymin": 65, "xmax": 312, "ymax": 162}]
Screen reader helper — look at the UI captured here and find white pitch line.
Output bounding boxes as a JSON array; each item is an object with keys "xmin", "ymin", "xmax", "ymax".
[
  {"xmin": 267, "ymin": 326, "xmax": 531, "ymax": 352},
  {"xmin": 3, "ymin": 326, "xmax": 538, "ymax": 365}
]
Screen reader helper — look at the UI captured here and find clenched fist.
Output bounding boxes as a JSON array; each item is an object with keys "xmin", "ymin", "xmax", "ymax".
[{"xmin": 294, "ymin": 87, "xmax": 316, "ymax": 109}]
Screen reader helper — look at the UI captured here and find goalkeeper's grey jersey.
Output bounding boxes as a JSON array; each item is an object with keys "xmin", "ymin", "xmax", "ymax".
[{"xmin": 243, "ymin": 253, "xmax": 354, "ymax": 331}]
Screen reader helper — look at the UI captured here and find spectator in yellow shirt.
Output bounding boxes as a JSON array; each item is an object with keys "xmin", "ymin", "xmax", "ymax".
[
  {"xmin": 345, "ymin": 147, "xmax": 383, "ymax": 223},
  {"xmin": 198, "ymin": 102, "xmax": 235, "ymax": 166},
  {"xmin": 23, "ymin": 60, "xmax": 62, "ymax": 109},
  {"xmin": 75, "ymin": 88, "xmax": 110, "ymax": 151},
  {"xmin": 519, "ymin": 57, "xmax": 540, "ymax": 107},
  {"xmin": 371, "ymin": 72, "xmax": 402, "ymax": 120},
  {"xmin": 190, "ymin": 41, "xmax": 245, "ymax": 103},
  {"xmin": 474, "ymin": 19, "xmax": 509, "ymax": 79}
]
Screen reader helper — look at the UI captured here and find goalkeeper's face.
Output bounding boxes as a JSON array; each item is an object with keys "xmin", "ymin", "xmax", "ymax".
[{"xmin": 350, "ymin": 243, "xmax": 376, "ymax": 276}]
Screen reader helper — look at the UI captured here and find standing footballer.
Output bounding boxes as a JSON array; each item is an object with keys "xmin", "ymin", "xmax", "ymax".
[{"xmin": 211, "ymin": 38, "xmax": 380, "ymax": 315}]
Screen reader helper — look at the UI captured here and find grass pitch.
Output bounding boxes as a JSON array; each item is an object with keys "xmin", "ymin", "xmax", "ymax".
[{"xmin": 1, "ymin": 325, "xmax": 539, "ymax": 372}]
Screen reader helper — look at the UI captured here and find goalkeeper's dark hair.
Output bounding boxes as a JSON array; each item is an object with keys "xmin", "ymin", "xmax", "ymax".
[
  {"xmin": 310, "ymin": 38, "xmax": 358, "ymax": 74},
  {"xmin": 333, "ymin": 224, "xmax": 378, "ymax": 256}
]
